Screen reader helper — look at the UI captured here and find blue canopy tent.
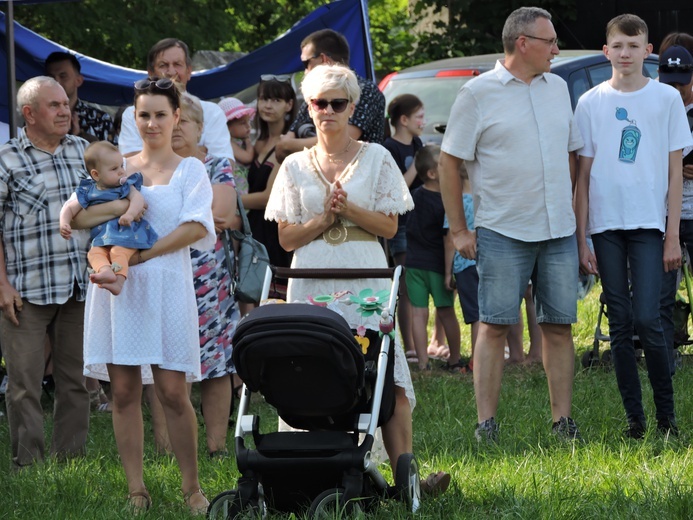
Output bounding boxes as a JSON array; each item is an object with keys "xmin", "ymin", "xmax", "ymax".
[{"xmin": 1, "ymin": 0, "xmax": 375, "ymax": 128}]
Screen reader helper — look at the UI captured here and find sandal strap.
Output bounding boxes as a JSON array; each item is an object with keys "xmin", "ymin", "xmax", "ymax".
[
  {"xmin": 183, "ymin": 488, "xmax": 206, "ymax": 500},
  {"xmin": 126, "ymin": 489, "xmax": 151, "ymax": 510}
]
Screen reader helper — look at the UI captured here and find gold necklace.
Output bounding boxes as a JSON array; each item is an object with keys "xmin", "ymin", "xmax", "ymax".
[{"xmin": 320, "ymin": 138, "xmax": 354, "ymax": 164}]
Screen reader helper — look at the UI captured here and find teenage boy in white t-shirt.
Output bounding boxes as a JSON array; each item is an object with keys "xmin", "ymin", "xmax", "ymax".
[{"xmin": 575, "ymin": 14, "xmax": 693, "ymax": 439}]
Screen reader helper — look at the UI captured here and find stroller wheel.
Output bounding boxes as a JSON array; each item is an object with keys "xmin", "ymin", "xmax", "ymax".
[
  {"xmin": 395, "ymin": 453, "xmax": 421, "ymax": 513},
  {"xmin": 581, "ymin": 350, "xmax": 599, "ymax": 369},
  {"xmin": 601, "ymin": 349, "xmax": 612, "ymax": 367},
  {"xmin": 308, "ymin": 488, "xmax": 363, "ymax": 519},
  {"xmin": 207, "ymin": 489, "xmax": 264, "ymax": 520}
]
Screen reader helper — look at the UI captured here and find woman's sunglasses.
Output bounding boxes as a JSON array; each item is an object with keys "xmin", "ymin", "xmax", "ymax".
[
  {"xmin": 260, "ymin": 74, "xmax": 292, "ymax": 84},
  {"xmin": 309, "ymin": 98, "xmax": 349, "ymax": 113},
  {"xmin": 134, "ymin": 77, "xmax": 175, "ymax": 91}
]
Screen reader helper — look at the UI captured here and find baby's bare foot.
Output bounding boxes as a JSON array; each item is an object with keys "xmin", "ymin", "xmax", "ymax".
[
  {"xmin": 90, "ymin": 268, "xmax": 117, "ymax": 285},
  {"xmin": 100, "ymin": 275, "xmax": 126, "ymax": 296}
]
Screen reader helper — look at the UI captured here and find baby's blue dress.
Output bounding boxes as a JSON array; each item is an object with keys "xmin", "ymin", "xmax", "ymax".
[{"xmin": 77, "ymin": 172, "xmax": 158, "ymax": 249}]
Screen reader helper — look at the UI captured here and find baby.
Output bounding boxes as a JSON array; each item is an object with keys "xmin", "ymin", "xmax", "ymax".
[
  {"xmin": 60, "ymin": 141, "xmax": 158, "ymax": 295},
  {"xmin": 218, "ymin": 97, "xmax": 255, "ymax": 196}
]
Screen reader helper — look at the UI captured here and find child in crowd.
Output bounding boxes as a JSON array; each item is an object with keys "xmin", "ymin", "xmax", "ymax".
[
  {"xmin": 60, "ymin": 141, "xmax": 157, "ymax": 295},
  {"xmin": 575, "ymin": 14, "xmax": 693, "ymax": 438},
  {"xmin": 406, "ymin": 144, "xmax": 461, "ymax": 371},
  {"xmin": 384, "ymin": 94, "xmax": 425, "ymax": 363},
  {"xmin": 218, "ymin": 97, "xmax": 256, "ymax": 196},
  {"xmin": 444, "ymin": 161, "xmax": 476, "ymax": 373}
]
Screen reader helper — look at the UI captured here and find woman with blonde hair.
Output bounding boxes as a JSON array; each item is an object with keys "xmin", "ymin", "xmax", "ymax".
[{"xmin": 265, "ymin": 64, "xmax": 449, "ymax": 495}]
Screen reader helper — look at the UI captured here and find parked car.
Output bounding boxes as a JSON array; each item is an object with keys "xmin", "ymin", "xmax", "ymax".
[{"xmin": 379, "ymin": 51, "xmax": 660, "ymax": 144}]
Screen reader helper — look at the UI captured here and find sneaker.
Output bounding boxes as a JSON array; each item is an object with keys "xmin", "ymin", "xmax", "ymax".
[
  {"xmin": 657, "ymin": 417, "xmax": 679, "ymax": 437},
  {"xmin": 475, "ymin": 417, "xmax": 499, "ymax": 443},
  {"xmin": 624, "ymin": 418, "xmax": 646, "ymax": 440},
  {"xmin": 552, "ymin": 416, "xmax": 582, "ymax": 441}
]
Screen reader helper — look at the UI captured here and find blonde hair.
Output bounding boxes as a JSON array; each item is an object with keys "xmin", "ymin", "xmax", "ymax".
[
  {"xmin": 180, "ymin": 92, "xmax": 204, "ymax": 127},
  {"xmin": 84, "ymin": 141, "xmax": 120, "ymax": 174},
  {"xmin": 301, "ymin": 63, "xmax": 360, "ymax": 105}
]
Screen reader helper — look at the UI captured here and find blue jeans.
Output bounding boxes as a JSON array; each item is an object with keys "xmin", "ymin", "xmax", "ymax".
[{"xmin": 592, "ymin": 229, "xmax": 675, "ymax": 423}]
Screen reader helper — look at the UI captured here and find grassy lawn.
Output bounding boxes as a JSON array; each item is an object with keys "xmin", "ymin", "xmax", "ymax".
[{"xmin": 2, "ymin": 284, "xmax": 693, "ymax": 519}]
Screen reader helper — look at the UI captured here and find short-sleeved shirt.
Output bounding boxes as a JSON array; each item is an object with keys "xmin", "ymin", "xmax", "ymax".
[
  {"xmin": 574, "ymin": 79, "xmax": 693, "ymax": 234},
  {"xmin": 441, "ymin": 60, "xmax": 583, "ymax": 242},
  {"xmin": 405, "ymin": 186, "xmax": 447, "ymax": 274},
  {"xmin": 0, "ymin": 129, "xmax": 91, "ymax": 304},
  {"xmin": 290, "ymin": 74, "xmax": 385, "ymax": 144},
  {"xmin": 75, "ymin": 99, "xmax": 115, "ymax": 143},
  {"xmin": 118, "ymin": 99, "xmax": 235, "ymax": 160},
  {"xmin": 444, "ymin": 192, "xmax": 476, "ymax": 273}
]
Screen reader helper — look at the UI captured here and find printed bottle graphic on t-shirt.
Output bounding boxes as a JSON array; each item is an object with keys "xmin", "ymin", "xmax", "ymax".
[{"xmin": 615, "ymin": 107, "xmax": 641, "ymax": 163}]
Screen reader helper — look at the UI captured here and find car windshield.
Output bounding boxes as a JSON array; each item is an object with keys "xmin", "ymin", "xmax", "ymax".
[{"xmin": 383, "ymin": 75, "xmax": 475, "ymax": 143}]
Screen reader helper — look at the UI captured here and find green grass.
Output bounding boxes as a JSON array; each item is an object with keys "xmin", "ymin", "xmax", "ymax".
[{"xmin": 2, "ymin": 284, "xmax": 693, "ymax": 519}]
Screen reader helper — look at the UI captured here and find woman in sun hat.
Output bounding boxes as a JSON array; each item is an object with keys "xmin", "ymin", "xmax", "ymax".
[{"xmin": 218, "ymin": 97, "xmax": 256, "ymax": 196}]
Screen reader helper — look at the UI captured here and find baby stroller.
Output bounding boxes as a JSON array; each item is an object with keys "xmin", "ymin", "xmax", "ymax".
[{"xmin": 208, "ymin": 266, "xmax": 420, "ymax": 519}]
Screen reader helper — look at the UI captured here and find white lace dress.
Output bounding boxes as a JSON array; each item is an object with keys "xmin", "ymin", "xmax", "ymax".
[
  {"xmin": 265, "ymin": 142, "xmax": 416, "ymax": 409},
  {"xmin": 83, "ymin": 157, "xmax": 216, "ymax": 383}
]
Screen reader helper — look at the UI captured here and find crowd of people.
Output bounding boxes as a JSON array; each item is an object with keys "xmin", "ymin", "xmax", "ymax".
[{"xmin": 1, "ymin": 5, "xmax": 693, "ymax": 515}]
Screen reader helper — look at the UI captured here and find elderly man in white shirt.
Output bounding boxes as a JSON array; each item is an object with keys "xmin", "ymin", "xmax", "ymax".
[
  {"xmin": 118, "ymin": 38, "xmax": 234, "ymax": 161},
  {"xmin": 439, "ymin": 6, "xmax": 583, "ymax": 443}
]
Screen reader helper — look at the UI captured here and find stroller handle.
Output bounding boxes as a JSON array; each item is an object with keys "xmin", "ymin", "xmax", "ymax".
[{"xmin": 272, "ymin": 267, "xmax": 397, "ymax": 279}]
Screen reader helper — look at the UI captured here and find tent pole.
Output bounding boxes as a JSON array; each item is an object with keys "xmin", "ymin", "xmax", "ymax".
[
  {"xmin": 5, "ymin": 0, "xmax": 17, "ymax": 138},
  {"xmin": 358, "ymin": 0, "xmax": 375, "ymax": 82}
]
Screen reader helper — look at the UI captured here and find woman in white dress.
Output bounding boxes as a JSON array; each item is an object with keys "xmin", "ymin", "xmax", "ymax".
[
  {"xmin": 79, "ymin": 78, "xmax": 215, "ymax": 514},
  {"xmin": 265, "ymin": 64, "xmax": 449, "ymax": 495}
]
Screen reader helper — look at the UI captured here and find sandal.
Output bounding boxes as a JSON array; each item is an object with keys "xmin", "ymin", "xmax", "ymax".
[
  {"xmin": 441, "ymin": 361, "xmax": 472, "ymax": 374},
  {"xmin": 420, "ymin": 471, "xmax": 451, "ymax": 497},
  {"xmin": 405, "ymin": 350, "xmax": 419, "ymax": 363},
  {"xmin": 183, "ymin": 488, "xmax": 209, "ymax": 516},
  {"xmin": 126, "ymin": 489, "xmax": 151, "ymax": 514}
]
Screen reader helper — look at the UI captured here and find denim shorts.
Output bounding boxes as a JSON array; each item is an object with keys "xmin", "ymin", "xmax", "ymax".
[
  {"xmin": 388, "ymin": 224, "xmax": 407, "ymax": 258},
  {"xmin": 476, "ymin": 227, "xmax": 578, "ymax": 325},
  {"xmin": 455, "ymin": 265, "xmax": 479, "ymax": 324}
]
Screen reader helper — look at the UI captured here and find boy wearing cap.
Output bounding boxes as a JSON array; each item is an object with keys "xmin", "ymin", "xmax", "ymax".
[
  {"xmin": 656, "ymin": 39, "xmax": 693, "ymax": 376},
  {"xmin": 575, "ymin": 14, "xmax": 693, "ymax": 439},
  {"xmin": 218, "ymin": 97, "xmax": 256, "ymax": 196}
]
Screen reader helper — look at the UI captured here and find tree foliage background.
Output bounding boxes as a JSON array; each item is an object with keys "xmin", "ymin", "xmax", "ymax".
[{"xmin": 8, "ymin": 0, "xmax": 576, "ymax": 76}]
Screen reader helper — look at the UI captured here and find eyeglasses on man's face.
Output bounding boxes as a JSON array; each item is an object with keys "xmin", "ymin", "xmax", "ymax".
[{"xmin": 520, "ymin": 34, "xmax": 559, "ymax": 47}]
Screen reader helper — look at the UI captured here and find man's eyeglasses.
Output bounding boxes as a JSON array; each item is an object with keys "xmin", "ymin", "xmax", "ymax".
[
  {"xmin": 521, "ymin": 34, "xmax": 559, "ymax": 47},
  {"xmin": 260, "ymin": 74, "xmax": 292, "ymax": 84},
  {"xmin": 134, "ymin": 77, "xmax": 175, "ymax": 91},
  {"xmin": 302, "ymin": 54, "xmax": 321, "ymax": 69},
  {"xmin": 309, "ymin": 98, "xmax": 349, "ymax": 113}
]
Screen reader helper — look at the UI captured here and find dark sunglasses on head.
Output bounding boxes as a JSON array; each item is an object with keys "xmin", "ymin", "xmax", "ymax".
[
  {"xmin": 260, "ymin": 74, "xmax": 292, "ymax": 84},
  {"xmin": 134, "ymin": 77, "xmax": 175, "ymax": 91},
  {"xmin": 659, "ymin": 64, "xmax": 693, "ymax": 73},
  {"xmin": 309, "ymin": 98, "xmax": 349, "ymax": 113}
]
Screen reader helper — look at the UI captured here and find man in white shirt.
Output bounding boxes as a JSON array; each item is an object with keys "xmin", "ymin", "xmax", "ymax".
[
  {"xmin": 439, "ymin": 6, "xmax": 583, "ymax": 442},
  {"xmin": 118, "ymin": 38, "xmax": 234, "ymax": 160}
]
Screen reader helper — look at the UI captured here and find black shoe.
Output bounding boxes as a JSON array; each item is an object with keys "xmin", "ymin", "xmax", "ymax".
[
  {"xmin": 624, "ymin": 419, "xmax": 646, "ymax": 439},
  {"xmin": 552, "ymin": 416, "xmax": 582, "ymax": 441},
  {"xmin": 657, "ymin": 418, "xmax": 679, "ymax": 437}
]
